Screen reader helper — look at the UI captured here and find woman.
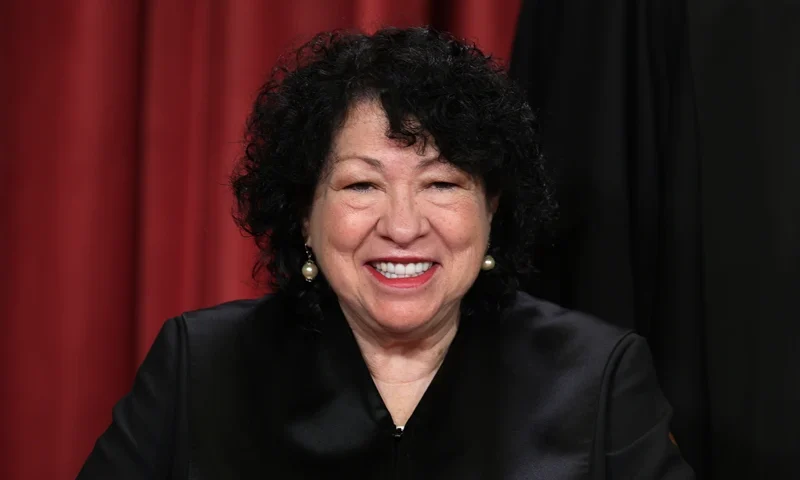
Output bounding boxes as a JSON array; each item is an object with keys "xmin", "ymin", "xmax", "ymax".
[{"xmin": 78, "ymin": 27, "xmax": 694, "ymax": 478}]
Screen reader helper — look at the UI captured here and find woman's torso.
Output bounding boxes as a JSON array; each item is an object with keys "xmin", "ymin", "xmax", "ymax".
[{"xmin": 176, "ymin": 292, "xmax": 628, "ymax": 479}]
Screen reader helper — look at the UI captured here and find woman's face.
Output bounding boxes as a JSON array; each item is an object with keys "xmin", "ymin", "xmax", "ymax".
[{"xmin": 305, "ymin": 100, "xmax": 496, "ymax": 339}]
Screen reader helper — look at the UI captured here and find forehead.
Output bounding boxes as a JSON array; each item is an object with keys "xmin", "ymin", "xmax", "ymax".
[
  {"xmin": 334, "ymin": 100, "xmax": 390, "ymax": 147},
  {"xmin": 330, "ymin": 100, "xmax": 440, "ymax": 167}
]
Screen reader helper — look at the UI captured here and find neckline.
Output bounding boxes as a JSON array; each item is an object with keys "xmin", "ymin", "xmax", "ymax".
[{"xmin": 323, "ymin": 299, "xmax": 470, "ymax": 435}]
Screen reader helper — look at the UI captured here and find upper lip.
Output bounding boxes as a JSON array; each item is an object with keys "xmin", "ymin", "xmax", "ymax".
[{"xmin": 367, "ymin": 257, "xmax": 437, "ymax": 264}]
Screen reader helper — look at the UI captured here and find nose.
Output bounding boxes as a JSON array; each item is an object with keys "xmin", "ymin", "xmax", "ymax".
[{"xmin": 376, "ymin": 188, "xmax": 429, "ymax": 246}]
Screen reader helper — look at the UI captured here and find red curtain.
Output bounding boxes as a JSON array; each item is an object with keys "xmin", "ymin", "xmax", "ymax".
[{"xmin": 0, "ymin": 1, "xmax": 520, "ymax": 478}]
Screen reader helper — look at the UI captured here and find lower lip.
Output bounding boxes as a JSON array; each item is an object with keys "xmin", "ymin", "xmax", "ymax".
[{"xmin": 367, "ymin": 264, "xmax": 438, "ymax": 288}]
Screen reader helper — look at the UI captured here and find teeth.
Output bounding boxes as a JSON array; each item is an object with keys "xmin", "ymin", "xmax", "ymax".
[{"xmin": 371, "ymin": 261, "xmax": 433, "ymax": 278}]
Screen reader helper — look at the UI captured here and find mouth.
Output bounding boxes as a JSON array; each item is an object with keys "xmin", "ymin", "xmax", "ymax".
[{"xmin": 368, "ymin": 260, "xmax": 435, "ymax": 279}]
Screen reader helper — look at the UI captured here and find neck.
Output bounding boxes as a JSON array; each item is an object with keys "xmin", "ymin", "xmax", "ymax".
[{"xmin": 342, "ymin": 303, "xmax": 460, "ymax": 385}]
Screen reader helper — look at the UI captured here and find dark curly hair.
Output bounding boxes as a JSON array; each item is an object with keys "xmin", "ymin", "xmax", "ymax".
[{"xmin": 231, "ymin": 26, "xmax": 555, "ymax": 321}]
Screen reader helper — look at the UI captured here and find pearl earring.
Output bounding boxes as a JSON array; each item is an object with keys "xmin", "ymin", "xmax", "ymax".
[
  {"xmin": 301, "ymin": 244, "xmax": 318, "ymax": 281},
  {"xmin": 481, "ymin": 240, "xmax": 495, "ymax": 271}
]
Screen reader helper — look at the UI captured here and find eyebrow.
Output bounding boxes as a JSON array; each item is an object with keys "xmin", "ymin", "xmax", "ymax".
[{"xmin": 335, "ymin": 155, "xmax": 442, "ymax": 171}]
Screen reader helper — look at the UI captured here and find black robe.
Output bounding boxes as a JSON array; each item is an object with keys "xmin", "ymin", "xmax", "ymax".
[{"xmin": 78, "ymin": 292, "xmax": 693, "ymax": 478}]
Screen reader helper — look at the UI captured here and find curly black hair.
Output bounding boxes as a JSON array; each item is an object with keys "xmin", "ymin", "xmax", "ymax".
[{"xmin": 231, "ymin": 26, "xmax": 555, "ymax": 320}]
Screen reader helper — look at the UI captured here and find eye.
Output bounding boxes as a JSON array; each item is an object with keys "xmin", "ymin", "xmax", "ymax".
[
  {"xmin": 430, "ymin": 182, "xmax": 457, "ymax": 190},
  {"xmin": 345, "ymin": 182, "xmax": 375, "ymax": 192}
]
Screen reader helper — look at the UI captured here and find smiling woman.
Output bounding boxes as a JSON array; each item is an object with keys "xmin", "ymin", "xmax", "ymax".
[
  {"xmin": 306, "ymin": 101, "xmax": 496, "ymax": 346},
  {"xmin": 77, "ymin": 27, "xmax": 694, "ymax": 479},
  {"xmin": 233, "ymin": 27, "xmax": 553, "ymax": 327}
]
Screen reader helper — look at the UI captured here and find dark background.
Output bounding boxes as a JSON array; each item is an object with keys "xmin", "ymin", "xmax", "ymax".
[{"xmin": 511, "ymin": 0, "xmax": 799, "ymax": 477}]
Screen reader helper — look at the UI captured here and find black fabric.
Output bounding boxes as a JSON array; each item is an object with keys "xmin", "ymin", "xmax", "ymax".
[
  {"xmin": 510, "ymin": 0, "xmax": 800, "ymax": 478},
  {"xmin": 509, "ymin": 0, "xmax": 707, "ymax": 473},
  {"xmin": 77, "ymin": 293, "xmax": 693, "ymax": 478},
  {"xmin": 689, "ymin": 2, "xmax": 800, "ymax": 478}
]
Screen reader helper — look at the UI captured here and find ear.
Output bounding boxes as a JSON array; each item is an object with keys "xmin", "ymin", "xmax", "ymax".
[
  {"xmin": 302, "ymin": 218, "xmax": 311, "ymax": 247},
  {"xmin": 487, "ymin": 195, "xmax": 500, "ymax": 223}
]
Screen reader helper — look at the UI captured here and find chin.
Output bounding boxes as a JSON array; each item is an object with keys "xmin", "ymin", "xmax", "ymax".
[{"xmin": 368, "ymin": 303, "xmax": 439, "ymax": 334}]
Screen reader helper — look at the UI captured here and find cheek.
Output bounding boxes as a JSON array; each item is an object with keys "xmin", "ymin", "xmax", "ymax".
[
  {"xmin": 315, "ymin": 200, "xmax": 375, "ymax": 251},
  {"xmin": 429, "ymin": 201, "xmax": 490, "ymax": 251}
]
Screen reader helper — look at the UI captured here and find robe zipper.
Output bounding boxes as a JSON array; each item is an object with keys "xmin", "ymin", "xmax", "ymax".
[{"xmin": 392, "ymin": 426, "xmax": 403, "ymax": 476}]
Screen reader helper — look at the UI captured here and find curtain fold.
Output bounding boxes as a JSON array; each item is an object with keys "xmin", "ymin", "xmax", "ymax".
[
  {"xmin": 511, "ymin": 0, "xmax": 800, "ymax": 477},
  {"xmin": 510, "ymin": 0, "xmax": 708, "ymax": 475}
]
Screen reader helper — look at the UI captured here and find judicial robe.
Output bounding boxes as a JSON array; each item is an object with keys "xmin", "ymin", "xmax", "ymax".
[{"xmin": 77, "ymin": 291, "xmax": 694, "ymax": 478}]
